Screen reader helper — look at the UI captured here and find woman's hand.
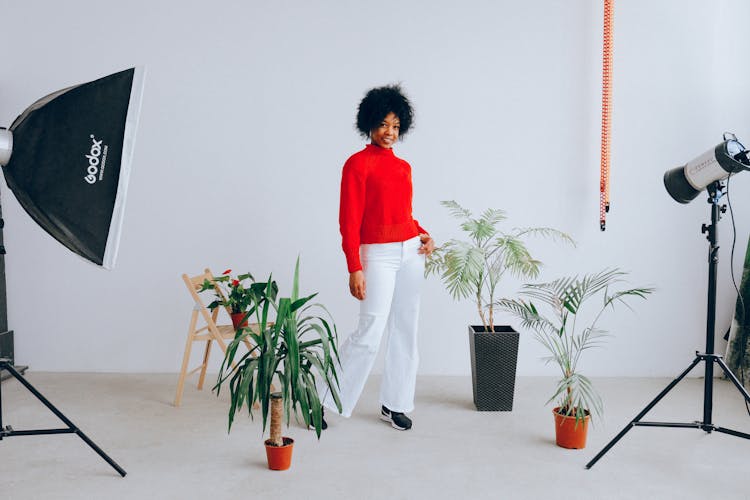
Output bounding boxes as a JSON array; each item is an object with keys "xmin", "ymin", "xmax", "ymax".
[
  {"xmin": 349, "ymin": 270, "xmax": 366, "ymax": 300},
  {"xmin": 418, "ymin": 233, "xmax": 435, "ymax": 257}
]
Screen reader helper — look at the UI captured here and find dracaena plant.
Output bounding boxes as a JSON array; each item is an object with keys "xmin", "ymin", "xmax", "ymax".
[
  {"xmin": 425, "ymin": 200, "xmax": 574, "ymax": 331},
  {"xmin": 214, "ymin": 258, "xmax": 342, "ymax": 441},
  {"xmin": 495, "ymin": 269, "xmax": 653, "ymax": 423}
]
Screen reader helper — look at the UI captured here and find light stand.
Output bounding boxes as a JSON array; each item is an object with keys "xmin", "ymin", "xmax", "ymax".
[
  {"xmin": 587, "ymin": 181, "xmax": 750, "ymax": 469},
  {"xmin": 0, "ymin": 175, "xmax": 27, "ymax": 380},
  {"xmin": 0, "ymin": 69, "xmax": 144, "ymax": 478},
  {"xmin": 0, "ymin": 358, "xmax": 126, "ymax": 476},
  {"xmin": 0, "ymin": 176, "xmax": 124, "ymax": 477}
]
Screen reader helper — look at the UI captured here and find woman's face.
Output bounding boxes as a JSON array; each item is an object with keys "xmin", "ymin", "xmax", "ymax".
[{"xmin": 370, "ymin": 112, "xmax": 400, "ymax": 149}]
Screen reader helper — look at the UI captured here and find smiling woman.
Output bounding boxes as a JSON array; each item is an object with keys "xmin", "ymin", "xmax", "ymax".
[
  {"xmin": 370, "ymin": 112, "xmax": 400, "ymax": 149},
  {"xmin": 355, "ymin": 84, "xmax": 414, "ymax": 141},
  {"xmin": 318, "ymin": 84, "xmax": 434, "ymax": 432}
]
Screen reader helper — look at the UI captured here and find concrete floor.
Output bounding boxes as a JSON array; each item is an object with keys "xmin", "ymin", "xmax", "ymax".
[{"xmin": 1, "ymin": 372, "xmax": 749, "ymax": 500}]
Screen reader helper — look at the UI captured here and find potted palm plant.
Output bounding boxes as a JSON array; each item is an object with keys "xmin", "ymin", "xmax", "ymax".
[
  {"xmin": 214, "ymin": 258, "xmax": 341, "ymax": 470},
  {"xmin": 496, "ymin": 269, "xmax": 652, "ymax": 448},
  {"xmin": 426, "ymin": 200, "xmax": 573, "ymax": 411}
]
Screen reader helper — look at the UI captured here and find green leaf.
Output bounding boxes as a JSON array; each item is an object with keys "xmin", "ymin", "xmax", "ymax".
[
  {"xmin": 292, "ymin": 256, "xmax": 300, "ymax": 302},
  {"xmin": 441, "ymin": 200, "xmax": 472, "ymax": 219},
  {"xmin": 441, "ymin": 243, "xmax": 484, "ymax": 300},
  {"xmin": 493, "ymin": 235, "xmax": 541, "ymax": 279},
  {"xmin": 479, "ymin": 207, "xmax": 507, "ymax": 227},
  {"xmin": 290, "ymin": 294, "xmax": 316, "ymax": 312},
  {"xmin": 513, "ymin": 227, "xmax": 575, "ymax": 247}
]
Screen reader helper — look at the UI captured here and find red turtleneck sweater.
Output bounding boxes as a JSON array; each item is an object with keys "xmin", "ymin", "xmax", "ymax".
[{"xmin": 339, "ymin": 144, "xmax": 428, "ymax": 273}]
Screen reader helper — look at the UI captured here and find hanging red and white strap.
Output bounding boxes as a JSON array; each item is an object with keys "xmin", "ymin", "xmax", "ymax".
[{"xmin": 600, "ymin": 0, "xmax": 614, "ymax": 231}]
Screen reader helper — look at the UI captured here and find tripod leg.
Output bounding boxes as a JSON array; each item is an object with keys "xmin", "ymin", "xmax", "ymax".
[
  {"xmin": 0, "ymin": 365, "xmax": 4, "ymax": 440},
  {"xmin": 715, "ymin": 357, "xmax": 750, "ymax": 402},
  {"xmin": 586, "ymin": 356, "xmax": 702, "ymax": 469},
  {"xmin": 2, "ymin": 363, "xmax": 126, "ymax": 477}
]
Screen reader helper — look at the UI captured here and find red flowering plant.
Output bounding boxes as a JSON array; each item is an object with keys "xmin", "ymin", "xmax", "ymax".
[{"xmin": 199, "ymin": 269, "xmax": 256, "ymax": 315}]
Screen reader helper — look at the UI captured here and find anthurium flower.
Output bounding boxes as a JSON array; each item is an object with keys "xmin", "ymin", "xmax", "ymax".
[{"xmin": 198, "ymin": 269, "xmax": 260, "ymax": 315}]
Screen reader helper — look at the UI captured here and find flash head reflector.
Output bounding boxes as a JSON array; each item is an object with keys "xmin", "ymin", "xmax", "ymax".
[{"xmin": 664, "ymin": 136, "xmax": 750, "ymax": 203}]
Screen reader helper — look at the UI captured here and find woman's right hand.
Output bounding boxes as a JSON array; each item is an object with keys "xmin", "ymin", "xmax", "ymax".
[{"xmin": 349, "ymin": 270, "xmax": 366, "ymax": 300}]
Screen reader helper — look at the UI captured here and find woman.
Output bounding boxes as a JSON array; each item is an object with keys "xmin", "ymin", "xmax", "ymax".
[{"xmin": 321, "ymin": 84, "xmax": 434, "ymax": 431}]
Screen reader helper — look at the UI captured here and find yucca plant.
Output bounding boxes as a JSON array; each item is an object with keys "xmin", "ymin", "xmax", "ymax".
[
  {"xmin": 496, "ymin": 269, "xmax": 653, "ymax": 423},
  {"xmin": 426, "ymin": 200, "xmax": 574, "ymax": 331},
  {"xmin": 214, "ymin": 258, "xmax": 342, "ymax": 444}
]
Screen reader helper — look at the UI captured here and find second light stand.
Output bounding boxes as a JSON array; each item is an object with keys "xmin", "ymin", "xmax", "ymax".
[
  {"xmin": 0, "ymin": 358, "xmax": 126, "ymax": 476},
  {"xmin": 586, "ymin": 181, "xmax": 750, "ymax": 469}
]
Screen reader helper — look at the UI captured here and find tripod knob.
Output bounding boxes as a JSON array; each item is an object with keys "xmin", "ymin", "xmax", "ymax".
[
  {"xmin": 721, "ymin": 205, "xmax": 727, "ymax": 214},
  {"xmin": 702, "ymin": 223, "xmax": 709, "ymax": 234}
]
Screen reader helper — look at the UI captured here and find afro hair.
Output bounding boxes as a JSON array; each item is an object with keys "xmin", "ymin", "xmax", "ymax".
[{"xmin": 355, "ymin": 84, "xmax": 414, "ymax": 139}]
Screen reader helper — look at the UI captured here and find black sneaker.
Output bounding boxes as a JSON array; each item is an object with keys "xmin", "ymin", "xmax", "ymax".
[
  {"xmin": 380, "ymin": 406, "xmax": 412, "ymax": 431},
  {"xmin": 308, "ymin": 407, "xmax": 328, "ymax": 431}
]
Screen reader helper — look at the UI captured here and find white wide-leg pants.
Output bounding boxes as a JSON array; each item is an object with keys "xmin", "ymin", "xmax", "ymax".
[{"xmin": 323, "ymin": 235, "xmax": 424, "ymax": 417}]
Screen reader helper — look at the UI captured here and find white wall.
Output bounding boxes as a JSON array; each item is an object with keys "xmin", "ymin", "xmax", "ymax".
[{"xmin": 1, "ymin": 0, "xmax": 749, "ymax": 377}]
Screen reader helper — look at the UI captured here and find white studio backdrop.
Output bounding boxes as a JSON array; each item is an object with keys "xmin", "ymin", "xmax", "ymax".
[{"xmin": 0, "ymin": 0, "xmax": 748, "ymax": 377}]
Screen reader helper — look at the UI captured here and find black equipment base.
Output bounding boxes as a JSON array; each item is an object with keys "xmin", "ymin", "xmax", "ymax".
[
  {"xmin": 0, "ymin": 358, "xmax": 126, "ymax": 477},
  {"xmin": 1, "ymin": 365, "xmax": 27, "ymax": 382},
  {"xmin": 587, "ymin": 181, "xmax": 750, "ymax": 469},
  {"xmin": 586, "ymin": 352, "xmax": 750, "ymax": 469}
]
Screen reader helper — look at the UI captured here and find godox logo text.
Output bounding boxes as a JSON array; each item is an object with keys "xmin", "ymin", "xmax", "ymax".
[{"xmin": 84, "ymin": 135, "xmax": 103, "ymax": 185}]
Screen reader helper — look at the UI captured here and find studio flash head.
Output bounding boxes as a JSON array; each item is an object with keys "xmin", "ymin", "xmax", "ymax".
[
  {"xmin": 664, "ymin": 133, "xmax": 750, "ymax": 203},
  {"xmin": 0, "ymin": 128, "xmax": 12, "ymax": 166}
]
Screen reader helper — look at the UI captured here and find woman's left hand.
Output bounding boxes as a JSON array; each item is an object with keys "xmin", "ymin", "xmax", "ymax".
[{"xmin": 417, "ymin": 233, "xmax": 435, "ymax": 257}]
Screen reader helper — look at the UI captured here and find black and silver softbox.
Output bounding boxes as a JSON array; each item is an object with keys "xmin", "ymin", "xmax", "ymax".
[
  {"xmin": 0, "ymin": 68, "xmax": 145, "ymax": 476},
  {"xmin": 0, "ymin": 67, "xmax": 145, "ymax": 268}
]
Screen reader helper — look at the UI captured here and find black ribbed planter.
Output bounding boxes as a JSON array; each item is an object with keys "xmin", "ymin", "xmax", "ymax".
[{"xmin": 468, "ymin": 325, "xmax": 519, "ymax": 411}]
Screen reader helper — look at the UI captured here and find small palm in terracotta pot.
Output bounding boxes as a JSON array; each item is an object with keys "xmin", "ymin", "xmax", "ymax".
[{"xmin": 497, "ymin": 269, "xmax": 652, "ymax": 449}]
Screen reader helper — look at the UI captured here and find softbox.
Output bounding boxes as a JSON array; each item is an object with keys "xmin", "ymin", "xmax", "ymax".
[{"xmin": 0, "ymin": 67, "xmax": 145, "ymax": 269}]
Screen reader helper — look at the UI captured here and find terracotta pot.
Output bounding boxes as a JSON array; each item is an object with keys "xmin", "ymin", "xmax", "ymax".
[
  {"xmin": 230, "ymin": 312, "xmax": 249, "ymax": 329},
  {"xmin": 264, "ymin": 437, "xmax": 294, "ymax": 470},
  {"xmin": 552, "ymin": 407, "xmax": 590, "ymax": 449}
]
